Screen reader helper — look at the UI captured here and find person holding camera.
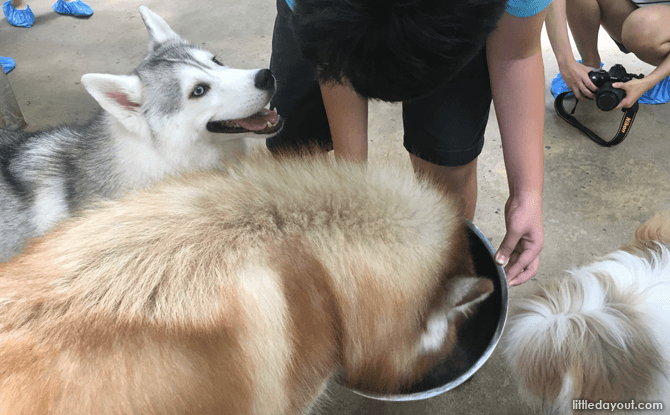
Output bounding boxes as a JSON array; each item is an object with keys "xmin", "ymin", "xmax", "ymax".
[
  {"xmin": 268, "ymin": 0, "xmax": 551, "ymax": 286},
  {"xmin": 546, "ymin": 0, "xmax": 670, "ymax": 109}
]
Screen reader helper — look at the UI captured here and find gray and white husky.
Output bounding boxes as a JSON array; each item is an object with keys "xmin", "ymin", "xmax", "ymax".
[{"xmin": 0, "ymin": 6, "xmax": 282, "ymax": 262}]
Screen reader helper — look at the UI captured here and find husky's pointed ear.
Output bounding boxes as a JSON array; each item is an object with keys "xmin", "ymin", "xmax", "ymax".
[
  {"xmin": 446, "ymin": 276, "xmax": 494, "ymax": 316},
  {"xmin": 139, "ymin": 6, "xmax": 181, "ymax": 51},
  {"xmin": 81, "ymin": 74, "xmax": 144, "ymax": 129}
]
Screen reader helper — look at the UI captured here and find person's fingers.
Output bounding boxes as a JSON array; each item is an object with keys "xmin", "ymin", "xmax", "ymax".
[
  {"xmin": 572, "ymin": 88, "xmax": 587, "ymax": 101},
  {"xmin": 563, "ymin": 77, "xmax": 586, "ymax": 101},
  {"xmin": 504, "ymin": 250, "xmax": 521, "ymax": 275},
  {"xmin": 495, "ymin": 230, "xmax": 521, "ymax": 267},
  {"xmin": 584, "ymin": 77, "xmax": 598, "ymax": 97},
  {"xmin": 508, "ymin": 257, "xmax": 539, "ymax": 287},
  {"xmin": 565, "ymin": 64, "xmax": 598, "ymax": 100},
  {"xmin": 504, "ymin": 240, "xmax": 541, "ymax": 281},
  {"xmin": 574, "ymin": 87, "xmax": 593, "ymax": 101},
  {"xmin": 612, "ymin": 83, "xmax": 639, "ymax": 110},
  {"xmin": 581, "ymin": 83, "xmax": 596, "ymax": 100}
]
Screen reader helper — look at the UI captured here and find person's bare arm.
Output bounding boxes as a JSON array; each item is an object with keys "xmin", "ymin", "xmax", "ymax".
[{"xmin": 487, "ymin": 10, "xmax": 547, "ymax": 286}]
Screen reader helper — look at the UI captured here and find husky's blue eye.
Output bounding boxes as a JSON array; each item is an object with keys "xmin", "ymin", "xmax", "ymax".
[{"xmin": 191, "ymin": 84, "xmax": 210, "ymax": 98}]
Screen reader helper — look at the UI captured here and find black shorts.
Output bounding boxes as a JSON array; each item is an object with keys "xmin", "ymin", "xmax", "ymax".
[{"xmin": 267, "ymin": 0, "xmax": 492, "ymax": 167}]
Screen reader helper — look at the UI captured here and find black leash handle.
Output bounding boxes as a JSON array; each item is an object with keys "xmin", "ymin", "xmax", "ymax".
[{"xmin": 554, "ymin": 91, "xmax": 639, "ymax": 147}]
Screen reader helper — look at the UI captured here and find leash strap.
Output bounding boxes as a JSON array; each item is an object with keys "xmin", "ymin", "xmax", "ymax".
[{"xmin": 554, "ymin": 91, "xmax": 639, "ymax": 147}]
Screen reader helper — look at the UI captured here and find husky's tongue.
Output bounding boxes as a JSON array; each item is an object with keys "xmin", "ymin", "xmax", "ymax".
[{"xmin": 232, "ymin": 109, "xmax": 279, "ymax": 131}]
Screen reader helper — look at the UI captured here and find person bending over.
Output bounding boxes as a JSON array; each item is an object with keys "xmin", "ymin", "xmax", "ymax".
[{"xmin": 268, "ymin": 0, "xmax": 549, "ymax": 286}]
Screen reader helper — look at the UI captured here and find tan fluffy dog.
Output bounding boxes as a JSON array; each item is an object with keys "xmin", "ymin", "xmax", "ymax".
[{"xmin": 0, "ymin": 151, "xmax": 493, "ymax": 415}]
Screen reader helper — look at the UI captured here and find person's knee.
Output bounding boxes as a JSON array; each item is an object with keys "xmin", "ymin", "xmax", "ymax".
[
  {"xmin": 409, "ymin": 155, "xmax": 478, "ymax": 218},
  {"xmin": 411, "ymin": 156, "xmax": 477, "ymax": 186},
  {"xmin": 622, "ymin": 6, "xmax": 670, "ymax": 65}
]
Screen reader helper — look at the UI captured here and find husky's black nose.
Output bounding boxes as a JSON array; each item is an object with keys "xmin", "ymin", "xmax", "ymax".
[{"xmin": 254, "ymin": 69, "xmax": 275, "ymax": 93}]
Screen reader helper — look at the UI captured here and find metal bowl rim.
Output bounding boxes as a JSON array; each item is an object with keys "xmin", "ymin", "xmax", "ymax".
[{"xmin": 346, "ymin": 220, "xmax": 509, "ymax": 401}]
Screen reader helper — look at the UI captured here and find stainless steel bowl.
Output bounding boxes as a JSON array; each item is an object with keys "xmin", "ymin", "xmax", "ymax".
[{"xmin": 340, "ymin": 220, "xmax": 509, "ymax": 401}]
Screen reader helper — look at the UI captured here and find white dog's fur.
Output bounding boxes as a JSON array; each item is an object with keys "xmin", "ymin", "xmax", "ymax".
[{"xmin": 505, "ymin": 216, "xmax": 670, "ymax": 414}]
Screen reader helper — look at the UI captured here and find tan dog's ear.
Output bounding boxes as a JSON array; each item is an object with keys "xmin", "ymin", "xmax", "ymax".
[
  {"xmin": 417, "ymin": 276, "xmax": 493, "ymax": 355},
  {"xmin": 446, "ymin": 276, "xmax": 494, "ymax": 316},
  {"xmin": 635, "ymin": 215, "xmax": 670, "ymax": 245},
  {"xmin": 623, "ymin": 214, "xmax": 670, "ymax": 253}
]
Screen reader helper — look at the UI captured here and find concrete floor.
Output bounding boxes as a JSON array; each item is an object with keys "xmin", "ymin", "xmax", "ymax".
[{"xmin": 2, "ymin": 1, "xmax": 670, "ymax": 414}]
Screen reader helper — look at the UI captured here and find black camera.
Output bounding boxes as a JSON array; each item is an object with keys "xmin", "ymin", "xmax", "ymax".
[{"xmin": 588, "ymin": 64, "xmax": 643, "ymax": 111}]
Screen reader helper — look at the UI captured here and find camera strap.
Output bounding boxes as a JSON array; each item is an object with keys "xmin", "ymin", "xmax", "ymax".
[{"xmin": 554, "ymin": 91, "xmax": 639, "ymax": 147}]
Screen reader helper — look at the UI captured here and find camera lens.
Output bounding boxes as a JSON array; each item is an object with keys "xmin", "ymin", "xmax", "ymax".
[
  {"xmin": 595, "ymin": 82, "xmax": 626, "ymax": 111},
  {"xmin": 596, "ymin": 91, "xmax": 619, "ymax": 111}
]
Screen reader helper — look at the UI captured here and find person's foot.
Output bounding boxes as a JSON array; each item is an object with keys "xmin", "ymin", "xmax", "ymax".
[
  {"xmin": 3, "ymin": 0, "xmax": 35, "ymax": 27},
  {"xmin": 52, "ymin": 0, "xmax": 93, "ymax": 17},
  {"xmin": 641, "ymin": 75, "xmax": 670, "ymax": 104},
  {"xmin": 1, "ymin": 56, "xmax": 16, "ymax": 74}
]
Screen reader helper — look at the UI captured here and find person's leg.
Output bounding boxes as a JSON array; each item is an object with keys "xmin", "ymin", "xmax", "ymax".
[
  {"xmin": 402, "ymin": 48, "xmax": 491, "ymax": 222},
  {"xmin": 621, "ymin": 5, "xmax": 670, "ymax": 66},
  {"xmin": 565, "ymin": 0, "xmax": 636, "ymax": 68},
  {"xmin": 10, "ymin": 0, "xmax": 25, "ymax": 9},
  {"xmin": 266, "ymin": 0, "xmax": 332, "ymax": 155},
  {"xmin": 565, "ymin": 0, "xmax": 603, "ymax": 68},
  {"xmin": 410, "ymin": 155, "xmax": 478, "ymax": 221},
  {"xmin": 596, "ymin": 0, "xmax": 637, "ymax": 43}
]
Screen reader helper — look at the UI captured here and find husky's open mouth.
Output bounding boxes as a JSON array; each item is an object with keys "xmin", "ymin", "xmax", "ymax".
[{"xmin": 207, "ymin": 109, "xmax": 283, "ymax": 135}]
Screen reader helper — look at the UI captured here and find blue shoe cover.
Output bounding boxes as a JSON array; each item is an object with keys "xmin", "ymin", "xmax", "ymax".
[
  {"xmin": 1, "ymin": 56, "xmax": 16, "ymax": 74},
  {"xmin": 551, "ymin": 72, "xmax": 574, "ymax": 98},
  {"xmin": 641, "ymin": 75, "xmax": 670, "ymax": 105},
  {"xmin": 52, "ymin": 0, "xmax": 93, "ymax": 16},
  {"xmin": 551, "ymin": 61, "xmax": 670, "ymax": 105},
  {"xmin": 3, "ymin": 0, "xmax": 35, "ymax": 27},
  {"xmin": 551, "ymin": 61, "xmax": 603, "ymax": 98}
]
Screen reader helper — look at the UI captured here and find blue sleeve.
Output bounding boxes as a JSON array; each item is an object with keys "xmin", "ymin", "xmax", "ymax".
[
  {"xmin": 288, "ymin": 0, "xmax": 549, "ymax": 17},
  {"xmin": 289, "ymin": 0, "xmax": 548, "ymax": 17},
  {"xmin": 506, "ymin": 0, "xmax": 552, "ymax": 17}
]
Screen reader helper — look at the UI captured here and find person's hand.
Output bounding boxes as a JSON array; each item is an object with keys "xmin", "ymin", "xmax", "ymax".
[
  {"xmin": 612, "ymin": 77, "xmax": 651, "ymax": 110},
  {"xmin": 559, "ymin": 60, "xmax": 598, "ymax": 101},
  {"xmin": 494, "ymin": 191, "xmax": 543, "ymax": 287}
]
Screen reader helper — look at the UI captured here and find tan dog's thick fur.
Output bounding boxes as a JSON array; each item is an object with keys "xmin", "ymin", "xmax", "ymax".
[
  {"xmin": 0, "ymin": 151, "xmax": 493, "ymax": 414},
  {"xmin": 505, "ymin": 216, "xmax": 670, "ymax": 414}
]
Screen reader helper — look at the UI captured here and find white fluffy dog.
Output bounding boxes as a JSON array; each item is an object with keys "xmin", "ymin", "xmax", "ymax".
[{"xmin": 505, "ymin": 216, "xmax": 670, "ymax": 414}]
